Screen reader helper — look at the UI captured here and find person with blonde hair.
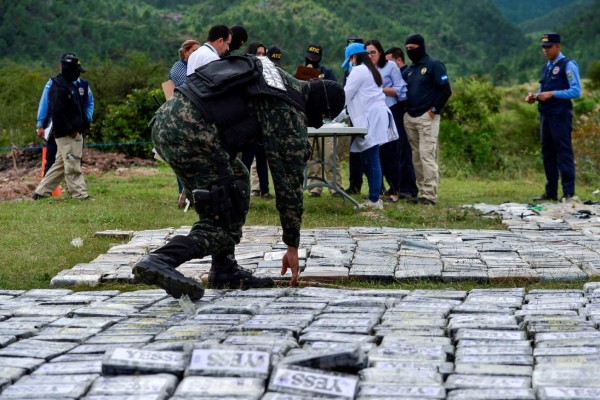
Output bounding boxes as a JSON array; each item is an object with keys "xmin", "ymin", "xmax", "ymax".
[{"xmin": 169, "ymin": 39, "xmax": 200, "ymax": 87}]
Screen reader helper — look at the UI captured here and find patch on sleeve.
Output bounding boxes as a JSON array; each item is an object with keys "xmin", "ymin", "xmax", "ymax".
[
  {"xmin": 441, "ymin": 75, "xmax": 448, "ymax": 81},
  {"xmin": 566, "ymin": 70, "xmax": 574, "ymax": 81}
]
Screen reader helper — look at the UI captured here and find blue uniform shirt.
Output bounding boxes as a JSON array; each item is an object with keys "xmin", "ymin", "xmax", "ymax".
[
  {"xmin": 379, "ymin": 61, "xmax": 407, "ymax": 107},
  {"xmin": 37, "ymin": 78, "xmax": 94, "ymax": 127},
  {"xmin": 538, "ymin": 52, "xmax": 581, "ymax": 100}
]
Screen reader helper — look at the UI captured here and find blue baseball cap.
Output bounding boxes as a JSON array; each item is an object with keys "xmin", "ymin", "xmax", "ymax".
[{"xmin": 341, "ymin": 43, "xmax": 367, "ymax": 70}]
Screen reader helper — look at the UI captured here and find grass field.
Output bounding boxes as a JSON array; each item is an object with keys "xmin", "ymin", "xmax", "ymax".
[{"xmin": 0, "ymin": 163, "xmax": 596, "ymax": 292}]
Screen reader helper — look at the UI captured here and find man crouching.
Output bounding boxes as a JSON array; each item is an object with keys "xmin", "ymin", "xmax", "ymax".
[{"xmin": 133, "ymin": 55, "xmax": 345, "ymax": 299}]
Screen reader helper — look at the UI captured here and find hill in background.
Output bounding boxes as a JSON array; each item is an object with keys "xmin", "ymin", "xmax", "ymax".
[
  {"xmin": 1, "ymin": 0, "xmax": 598, "ymax": 83},
  {"xmin": 491, "ymin": 0, "xmax": 593, "ymax": 32}
]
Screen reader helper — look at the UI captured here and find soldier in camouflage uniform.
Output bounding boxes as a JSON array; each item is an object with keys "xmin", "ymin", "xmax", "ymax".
[{"xmin": 133, "ymin": 58, "xmax": 344, "ymax": 300}]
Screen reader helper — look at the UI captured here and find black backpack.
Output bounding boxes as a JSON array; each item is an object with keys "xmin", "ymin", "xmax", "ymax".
[{"xmin": 176, "ymin": 56, "xmax": 262, "ymax": 151}]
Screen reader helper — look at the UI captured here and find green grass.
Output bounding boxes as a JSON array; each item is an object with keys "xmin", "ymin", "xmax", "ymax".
[{"xmin": 0, "ymin": 164, "xmax": 597, "ymax": 292}]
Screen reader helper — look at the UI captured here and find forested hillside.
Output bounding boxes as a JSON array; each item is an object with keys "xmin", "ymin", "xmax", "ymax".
[
  {"xmin": 2, "ymin": 0, "xmax": 599, "ymax": 82},
  {"xmin": 490, "ymin": 0, "xmax": 593, "ymax": 30},
  {"xmin": 0, "ymin": 0, "xmax": 181, "ymax": 63}
]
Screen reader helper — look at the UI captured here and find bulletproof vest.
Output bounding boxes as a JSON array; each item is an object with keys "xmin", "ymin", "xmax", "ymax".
[
  {"xmin": 539, "ymin": 57, "xmax": 572, "ymax": 115},
  {"xmin": 44, "ymin": 78, "xmax": 89, "ymax": 128},
  {"xmin": 176, "ymin": 55, "xmax": 305, "ymax": 152},
  {"xmin": 51, "ymin": 76, "xmax": 85, "ymax": 121}
]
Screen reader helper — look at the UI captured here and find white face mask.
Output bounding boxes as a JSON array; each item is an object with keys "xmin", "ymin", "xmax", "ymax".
[{"xmin": 348, "ymin": 55, "xmax": 357, "ymax": 71}]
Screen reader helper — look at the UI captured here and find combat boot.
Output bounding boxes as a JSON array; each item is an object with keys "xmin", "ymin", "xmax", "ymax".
[
  {"xmin": 208, "ymin": 252, "xmax": 274, "ymax": 289},
  {"xmin": 133, "ymin": 235, "xmax": 205, "ymax": 300}
]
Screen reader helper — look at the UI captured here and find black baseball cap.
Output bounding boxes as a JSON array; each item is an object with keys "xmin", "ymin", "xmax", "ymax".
[
  {"xmin": 305, "ymin": 44, "xmax": 322, "ymax": 62},
  {"xmin": 347, "ymin": 37, "xmax": 363, "ymax": 45},
  {"xmin": 267, "ymin": 45, "xmax": 282, "ymax": 66},
  {"xmin": 541, "ymin": 33, "xmax": 560, "ymax": 47},
  {"xmin": 61, "ymin": 53, "xmax": 86, "ymax": 72}
]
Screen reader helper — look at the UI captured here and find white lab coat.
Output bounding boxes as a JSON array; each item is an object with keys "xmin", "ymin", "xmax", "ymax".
[{"xmin": 345, "ymin": 64, "xmax": 398, "ymax": 153}]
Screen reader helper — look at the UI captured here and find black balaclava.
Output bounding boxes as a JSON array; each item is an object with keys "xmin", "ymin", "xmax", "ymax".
[
  {"xmin": 306, "ymin": 80, "xmax": 345, "ymax": 128},
  {"xmin": 229, "ymin": 25, "xmax": 248, "ymax": 52},
  {"xmin": 61, "ymin": 64, "xmax": 81, "ymax": 82},
  {"xmin": 405, "ymin": 33, "xmax": 427, "ymax": 63},
  {"xmin": 305, "ymin": 57, "xmax": 321, "ymax": 68}
]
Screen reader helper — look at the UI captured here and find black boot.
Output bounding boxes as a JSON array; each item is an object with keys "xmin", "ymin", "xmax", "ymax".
[
  {"xmin": 133, "ymin": 235, "xmax": 205, "ymax": 300},
  {"xmin": 208, "ymin": 252, "xmax": 274, "ymax": 290}
]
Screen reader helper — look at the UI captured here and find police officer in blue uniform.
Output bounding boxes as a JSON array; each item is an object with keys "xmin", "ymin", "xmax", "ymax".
[
  {"xmin": 36, "ymin": 53, "xmax": 94, "ymax": 175},
  {"xmin": 527, "ymin": 33, "xmax": 581, "ymax": 202}
]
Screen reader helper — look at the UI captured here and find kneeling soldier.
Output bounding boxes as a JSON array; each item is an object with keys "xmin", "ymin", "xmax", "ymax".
[{"xmin": 133, "ymin": 55, "xmax": 344, "ymax": 299}]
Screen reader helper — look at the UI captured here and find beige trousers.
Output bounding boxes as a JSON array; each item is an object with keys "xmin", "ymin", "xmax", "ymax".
[
  {"xmin": 307, "ymin": 136, "xmax": 342, "ymax": 194},
  {"xmin": 404, "ymin": 112, "xmax": 440, "ymax": 202},
  {"xmin": 35, "ymin": 133, "xmax": 88, "ymax": 199},
  {"xmin": 250, "ymin": 160, "xmax": 260, "ymax": 192}
]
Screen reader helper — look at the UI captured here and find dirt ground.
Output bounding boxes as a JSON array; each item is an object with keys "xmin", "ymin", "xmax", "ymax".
[{"xmin": 0, "ymin": 146, "xmax": 155, "ymax": 201}]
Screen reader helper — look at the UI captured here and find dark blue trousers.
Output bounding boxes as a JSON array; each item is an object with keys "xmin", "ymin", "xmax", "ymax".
[
  {"xmin": 44, "ymin": 134, "xmax": 58, "ymax": 176},
  {"xmin": 389, "ymin": 102, "xmax": 418, "ymax": 197},
  {"xmin": 541, "ymin": 112, "xmax": 575, "ymax": 197},
  {"xmin": 348, "ymin": 146, "xmax": 363, "ymax": 192},
  {"xmin": 241, "ymin": 142, "xmax": 270, "ymax": 195}
]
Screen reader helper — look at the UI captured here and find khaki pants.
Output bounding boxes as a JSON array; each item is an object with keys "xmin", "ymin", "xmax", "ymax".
[
  {"xmin": 35, "ymin": 133, "xmax": 88, "ymax": 199},
  {"xmin": 250, "ymin": 160, "xmax": 259, "ymax": 192},
  {"xmin": 404, "ymin": 112, "xmax": 440, "ymax": 202},
  {"xmin": 307, "ymin": 136, "xmax": 342, "ymax": 194}
]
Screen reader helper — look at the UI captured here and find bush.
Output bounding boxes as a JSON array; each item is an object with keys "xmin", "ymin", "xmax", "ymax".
[
  {"xmin": 573, "ymin": 93, "xmax": 600, "ymax": 184},
  {"xmin": 588, "ymin": 60, "xmax": 600, "ymax": 90},
  {"xmin": 98, "ymin": 87, "xmax": 163, "ymax": 158},
  {"xmin": 0, "ymin": 62, "xmax": 51, "ymax": 150},
  {"xmin": 441, "ymin": 77, "xmax": 504, "ymax": 175},
  {"xmin": 86, "ymin": 52, "xmax": 166, "ymax": 146}
]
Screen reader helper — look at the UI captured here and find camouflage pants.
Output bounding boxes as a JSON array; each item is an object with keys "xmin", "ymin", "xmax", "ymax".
[{"xmin": 152, "ymin": 92, "xmax": 248, "ymax": 257}]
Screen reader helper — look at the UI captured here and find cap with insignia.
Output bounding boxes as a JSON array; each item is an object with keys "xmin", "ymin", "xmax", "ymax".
[
  {"xmin": 61, "ymin": 53, "xmax": 86, "ymax": 72},
  {"xmin": 305, "ymin": 44, "xmax": 323, "ymax": 62},
  {"xmin": 267, "ymin": 45, "xmax": 282, "ymax": 66},
  {"xmin": 541, "ymin": 33, "xmax": 560, "ymax": 47}
]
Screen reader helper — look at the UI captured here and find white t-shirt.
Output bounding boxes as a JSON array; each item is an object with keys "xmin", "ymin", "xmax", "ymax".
[{"xmin": 186, "ymin": 43, "xmax": 219, "ymax": 76}]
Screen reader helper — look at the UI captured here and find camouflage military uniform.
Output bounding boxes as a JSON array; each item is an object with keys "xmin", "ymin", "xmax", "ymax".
[
  {"xmin": 134, "ymin": 63, "xmax": 343, "ymax": 299},
  {"xmin": 152, "ymin": 70, "xmax": 311, "ymax": 256}
]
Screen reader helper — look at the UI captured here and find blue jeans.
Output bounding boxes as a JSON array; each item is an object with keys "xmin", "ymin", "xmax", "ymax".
[{"xmin": 360, "ymin": 145, "xmax": 382, "ymax": 202}]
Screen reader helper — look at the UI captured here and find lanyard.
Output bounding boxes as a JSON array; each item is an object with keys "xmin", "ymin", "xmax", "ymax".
[{"xmin": 204, "ymin": 44, "xmax": 216, "ymax": 54}]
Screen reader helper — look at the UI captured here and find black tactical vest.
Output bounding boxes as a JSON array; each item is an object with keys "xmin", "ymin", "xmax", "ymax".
[
  {"xmin": 176, "ymin": 55, "xmax": 305, "ymax": 151},
  {"xmin": 539, "ymin": 57, "xmax": 572, "ymax": 115}
]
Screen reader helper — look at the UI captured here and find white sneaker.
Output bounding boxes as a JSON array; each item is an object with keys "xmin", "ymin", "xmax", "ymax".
[{"xmin": 360, "ymin": 199, "xmax": 384, "ymax": 210}]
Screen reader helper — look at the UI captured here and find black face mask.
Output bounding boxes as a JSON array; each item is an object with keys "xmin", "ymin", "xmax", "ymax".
[
  {"xmin": 305, "ymin": 58, "xmax": 321, "ymax": 68},
  {"xmin": 405, "ymin": 33, "xmax": 427, "ymax": 63},
  {"xmin": 62, "ymin": 65, "xmax": 81, "ymax": 82},
  {"xmin": 406, "ymin": 46, "xmax": 426, "ymax": 63},
  {"xmin": 306, "ymin": 80, "xmax": 345, "ymax": 128}
]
